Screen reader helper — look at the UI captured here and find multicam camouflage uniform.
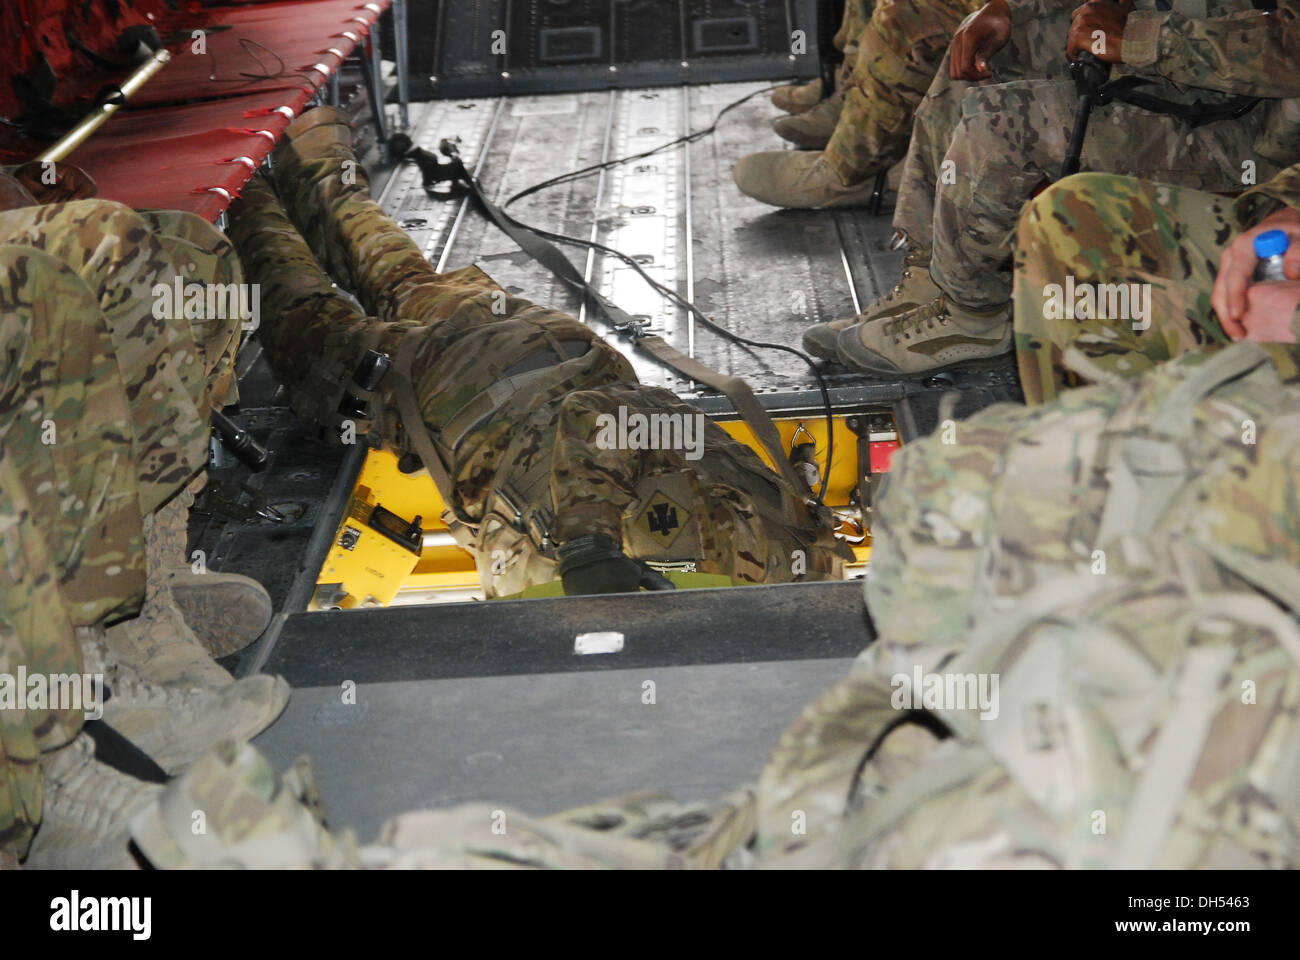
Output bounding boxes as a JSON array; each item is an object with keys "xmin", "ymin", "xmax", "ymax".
[
  {"xmin": 228, "ymin": 108, "xmax": 842, "ymax": 597},
  {"xmin": 896, "ymin": 0, "xmax": 1299, "ymax": 312},
  {"xmin": 731, "ymin": 0, "xmax": 981, "ymax": 210},
  {"xmin": 0, "ymin": 198, "xmax": 279, "ymax": 865},
  {"xmin": 755, "ymin": 340, "xmax": 1300, "ymax": 867},
  {"xmin": 0, "ymin": 201, "xmax": 241, "ymax": 623},
  {"xmin": 1014, "ymin": 163, "xmax": 1300, "ymax": 404},
  {"xmin": 835, "ymin": 0, "xmax": 874, "ymax": 53},
  {"xmin": 130, "ymin": 340, "xmax": 1300, "ymax": 870},
  {"xmin": 823, "ymin": 0, "xmax": 984, "ymax": 185}
]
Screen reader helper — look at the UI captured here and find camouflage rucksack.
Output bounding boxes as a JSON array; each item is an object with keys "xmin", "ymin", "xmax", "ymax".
[
  {"xmin": 756, "ymin": 342, "xmax": 1300, "ymax": 868},
  {"xmin": 866, "ymin": 340, "xmax": 1300, "ymax": 656}
]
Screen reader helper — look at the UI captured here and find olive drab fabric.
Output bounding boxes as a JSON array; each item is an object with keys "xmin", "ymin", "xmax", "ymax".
[{"xmin": 228, "ymin": 107, "xmax": 842, "ymax": 597}]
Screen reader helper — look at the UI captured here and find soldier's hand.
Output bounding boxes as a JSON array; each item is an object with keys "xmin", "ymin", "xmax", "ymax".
[
  {"xmin": 1212, "ymin": 207, "xmax": 1300, "ymax": 339},
  {"xmin": 1235, "ymin": 281, "xmax": 1300, "ymax": 344},
  {"xmin": 1068, "ymin": 0, "xmax": 1135, "ymax": 64},
  {"xmin": 950, "ymin": 0, "xmax": 1011, "ymax": 80}
]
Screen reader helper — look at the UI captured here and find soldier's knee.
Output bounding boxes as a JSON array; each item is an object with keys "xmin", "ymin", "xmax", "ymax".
[{"xmin": 1019, "ymin": 173, "xmax": 1117, "ymax": 244}]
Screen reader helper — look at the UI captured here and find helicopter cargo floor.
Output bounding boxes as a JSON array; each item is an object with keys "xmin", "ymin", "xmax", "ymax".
[{"xmin": 190, "ymin": 82, "xmax": 1015, "ymax": 834}]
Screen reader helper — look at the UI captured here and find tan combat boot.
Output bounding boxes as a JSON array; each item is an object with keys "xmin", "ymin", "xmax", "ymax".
[
  {"xmin": 105, "ymin": 484, "xmax": 272, "ymax": 685},
  {"xmin": 802, "ymin": 245, "xmax": 938, "ymax": 359},
  {"xmin": 167, "ymin": 566, "xmax": 274, "ymax": 659},
  {"xmin": 771, "ymin": 77, "xmax": 824, "ymax": 114},
  {"xmin": 82, "ymin": 627, "xmax": 291, "ymax": 776},
  {"xmin": 772, "ymin": 90, "xmax": 843, "ymax": 149},
  {"xmin": 732, "ymin": 151, "xmax": 877, "ymax": 209},
  {"xmin": 834, "ymin": 296, "xmax": 1013, "ymax": 377},
  {"xmin": 22, "ymin": 733, "xmax": 160, "ymax": 869}
]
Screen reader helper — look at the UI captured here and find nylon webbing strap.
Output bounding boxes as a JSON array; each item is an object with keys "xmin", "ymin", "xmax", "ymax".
[
  {"xmin": 442, "ymin": 153, "xmax": 820, "ymax": 509},
  {"xmin": 388, "ymin": 327, "xmax": 478, "ymax": 533},
  {"xmin": 1101, "ymin": 76, "xmax": 1260, "ymax": 128},
  {"xmin": 635, "ymin": 334, "xmax": 815, "ymax": 501}
]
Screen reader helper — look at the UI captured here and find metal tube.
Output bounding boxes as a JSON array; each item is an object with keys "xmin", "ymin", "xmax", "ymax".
[{"xmin": 38, "ymin": 49, "xmax": 172, "ymax": 164}]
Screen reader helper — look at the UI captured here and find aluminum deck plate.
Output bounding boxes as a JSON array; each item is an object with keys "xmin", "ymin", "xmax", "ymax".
[{"xmin": 381, "ymin": 81, "xmax": 904, "ymax": 394}]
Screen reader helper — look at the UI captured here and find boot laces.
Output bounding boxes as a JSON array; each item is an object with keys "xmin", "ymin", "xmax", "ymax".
[
  {"xmin": 877, "ymin": 248, "xmax": 932, "ymax": 305},
  {"xmin": 886, "ymin": 300, "xmax": 949, "ymax": 343}
]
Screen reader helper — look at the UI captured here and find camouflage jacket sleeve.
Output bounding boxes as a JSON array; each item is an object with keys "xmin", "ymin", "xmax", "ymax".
[
  {"xmin": 1235, "ymin": 162, "xmax": 1300, "ymax": 224},
  {"xmin": 1121, "ymin": 5, "xmax": 1300, "ymax": 96},
  {"xmin": 1008, "ymin": 0, "xmax": 1078, "ymax": 26}
]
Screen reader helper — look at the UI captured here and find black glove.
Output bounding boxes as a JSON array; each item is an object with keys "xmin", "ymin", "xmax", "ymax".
[{"xmin": 556, "ymin": 534, "xmax": 676, "ymax": 596}]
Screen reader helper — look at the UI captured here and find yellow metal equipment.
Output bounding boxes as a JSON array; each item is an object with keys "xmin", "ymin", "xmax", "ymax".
[{"xmin": 313, "ymin": 412, "xmax": 891, "ymax": 607}]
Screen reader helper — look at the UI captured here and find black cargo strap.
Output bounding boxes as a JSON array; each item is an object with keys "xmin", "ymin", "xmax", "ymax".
[
  {"xmin": 388, "ymin": 326, "xmax": 480, "ymax": 542},
  {"xmin": 1100, "ymin": 76, "xmax": 1261, "ymax": 128},
  {"xmin": 434, "ymin": 151, "xmax": 828, "ymax": 524}
]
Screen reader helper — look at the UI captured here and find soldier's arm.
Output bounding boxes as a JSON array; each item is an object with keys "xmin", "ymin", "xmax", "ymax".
[{"xmin": 1122, "ymin": 4, "xmax": 1300, "ymax": 97}]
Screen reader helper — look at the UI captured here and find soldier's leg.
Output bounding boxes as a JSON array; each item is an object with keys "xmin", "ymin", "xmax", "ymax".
[
  {"xmin": 0, "ymin": 455, "xmax": 85, "ymax": 863},
  {"xmin": 933, "ymin": 83, "xmax": 1278, "ymax": 313},
  {"xmin": 771, "ymin": 0, "xmax": 872, "ymax": 115},
  {"xmin": 129, "ymin": 211, "xmax": 273, "ymax": 659},
  {"xmin": 824, "ymin": 0, "xmax": 982, "ymax": 186},
  {"xmin": 268, "ymin": 112, "xmax": 508, "ymax": 330},
  {"xmin": 1015, "ymin": 173, "xmax": 1242, "ymax": 405},
  {"xmin": 798, "ymin": 14, "xmax": 1042, "ymax": 356},
  {"xmin": 891, "ymin": 17, "xmax": 1044, "ymax": 247},
  {"xmin": 0, "ymin": 244, "xmax": 145, "ymax": 624},
  {"xmin": 227, "ymin": 174, "xmax": 413, "ymax": 436},
  {"xmin": 737, "ymin": 0, "xmax": 977, "ymax": 208},
  {"xmin": 0, "ymin": 201, "xmax": 210, "ymax": 517},
  {"xmin": 834, "ymin": 0, "xmax": 873, "ymax": 52},
  {"xmin": 137, "ymin": 210, "xmax": 245, "ymax": 409}
]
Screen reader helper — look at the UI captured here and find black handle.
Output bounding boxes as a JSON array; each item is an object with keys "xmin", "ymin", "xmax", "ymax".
[{"xmin": 211, "ymin": 408, "xmax": 269, "ymax": 470}]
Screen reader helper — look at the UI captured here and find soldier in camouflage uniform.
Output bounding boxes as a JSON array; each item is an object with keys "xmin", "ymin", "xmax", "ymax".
[
  {"xmin": 228, "ymin": 107, "xmax": 844, "ymax": 599},
  {"xmin": 1014, "ymin": 162, "xmax": 1300, "ymax": 404},
  {"xmin": 764, "ymin": 0, "xmax": 868, "ymax": 121},
  {"xmin": 0, "ymin": 187, "xmax": 288, "ymax": 868},
  {"xmin": 129, "ymin": 339, "xmax": 1300, "ymax": 870},
  {"xmin": 734, "ymin": 0, "xmax": 982, "ymax": 208},
  {"xmin": 814, "ymin": 0, "xmax": 1300, "ymax": 376}
]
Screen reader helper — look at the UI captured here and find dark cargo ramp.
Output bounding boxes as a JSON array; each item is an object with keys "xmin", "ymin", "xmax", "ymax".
[{"xmin": 252, "ymin": 581, "xmax": 867, "ymax": 838}]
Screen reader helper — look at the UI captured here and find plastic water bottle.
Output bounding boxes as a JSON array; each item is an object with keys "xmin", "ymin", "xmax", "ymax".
[{"xmin": 1253, "ymin": 229, "xmax": 1290, "ymax": 283}]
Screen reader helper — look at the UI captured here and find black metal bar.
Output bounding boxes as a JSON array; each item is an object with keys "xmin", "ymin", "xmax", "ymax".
[{"xmin": 264, "ymin": 580, "xmax": 873, "ymax": 686}]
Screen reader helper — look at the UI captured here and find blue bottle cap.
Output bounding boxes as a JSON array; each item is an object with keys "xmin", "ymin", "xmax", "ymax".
[{"xmin": 1254, "ymin": 229, "xmax": 1290, "ymax": 259}]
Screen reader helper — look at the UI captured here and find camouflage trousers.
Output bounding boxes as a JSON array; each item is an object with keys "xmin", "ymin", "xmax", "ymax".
[
  {"xmin": 833, "ymin": 0, "xmax": 873, "ymax": 53},
  {"xmin": 230, "ymin": 109, "xmax": 842, "ymax": 596},
  {"xmin": 0, "ymin": 200, "xmax": 233, "ymax": 860},
  {"xmin": 0, "ymin": 200, "xmax": 240, "ymax": 622},
  {"xmin": 1013, "ymin": 172, "xmax": 1300, "ymax": 404},
  {"xmin": 824, "ymin": 0, "xmax": 983, "ymax": 185},
  {"xmin": 894, "ymin": 20, "xmax": 1280, "ymax": 310}
]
